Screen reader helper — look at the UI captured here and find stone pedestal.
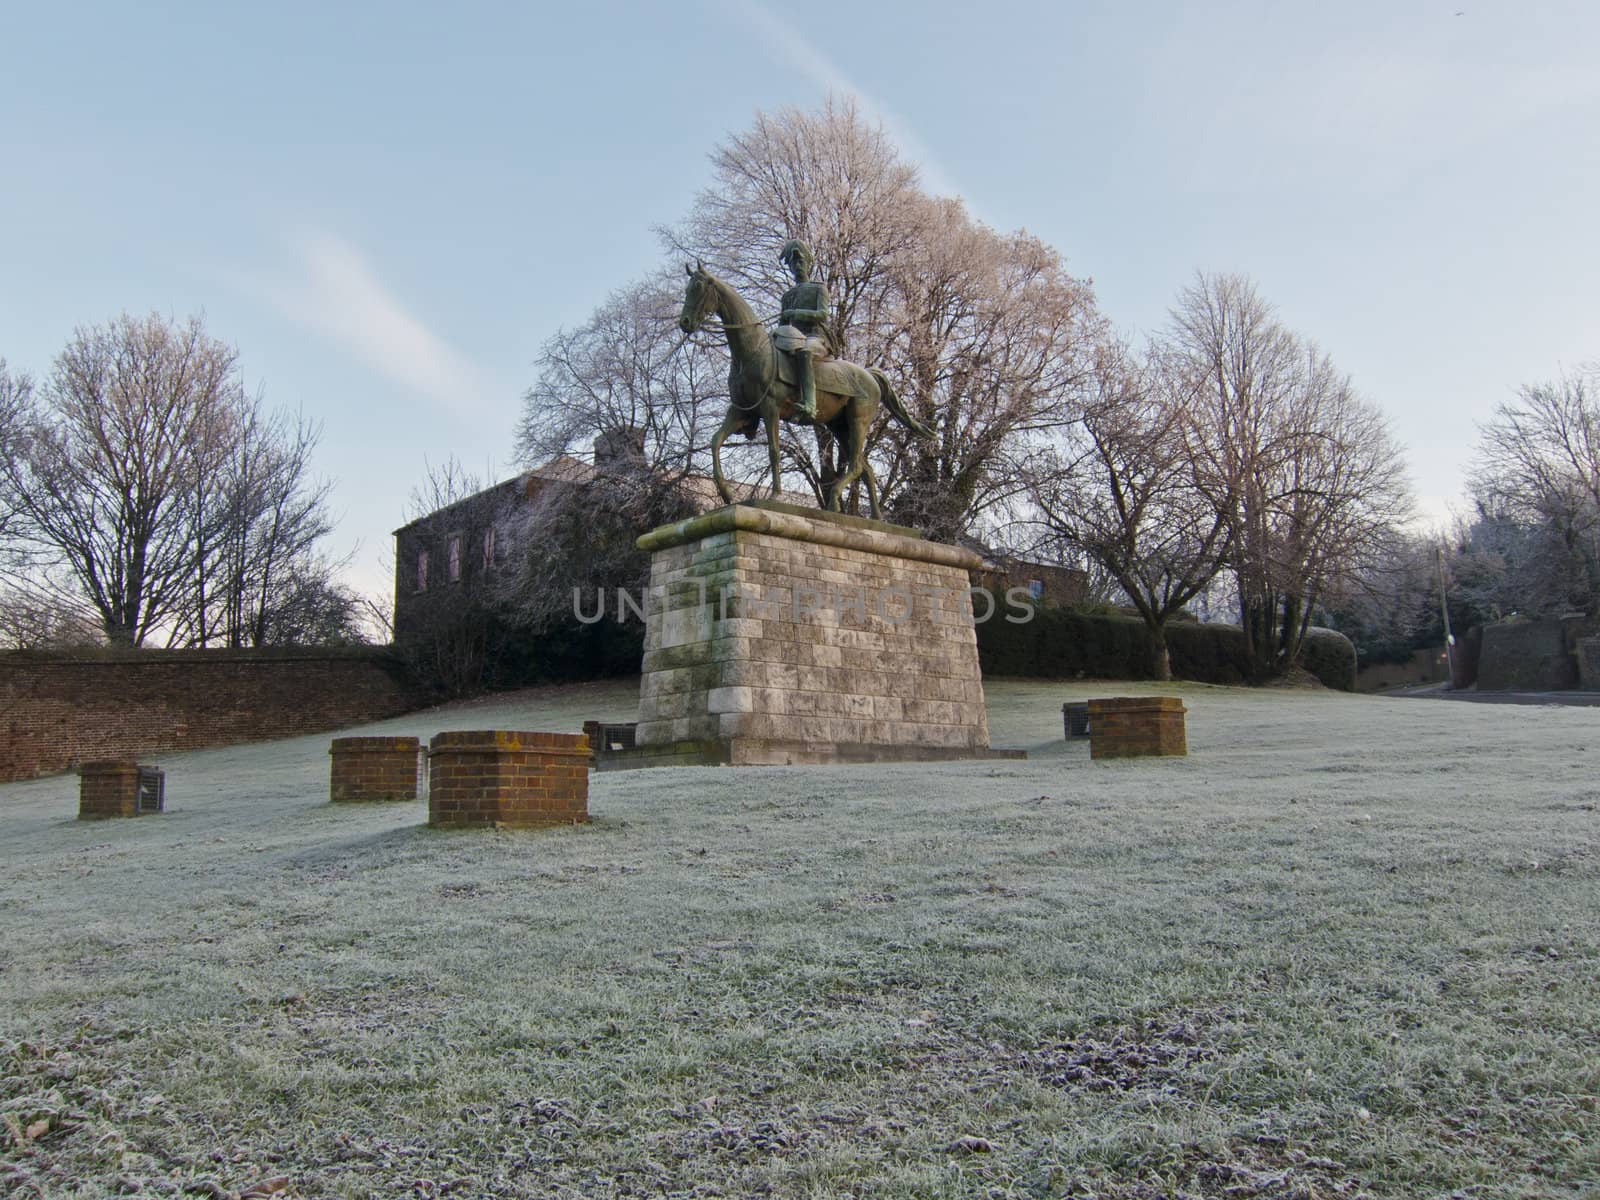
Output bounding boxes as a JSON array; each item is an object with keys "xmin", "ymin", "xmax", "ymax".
[
  {"xmin": 1088, "ymin": 697, "xmax": 1187, "ymax": 759},
  {"xmin": 329, "ymin": 736, "xmax": 423, "ymax": 801},
  {"xmin": 427, "ymin": 731, "xmax": 590, "ymax": 827},
  {"xmin": 628, "ymin": 500, "xmax": 1013, "ymax": 767}
]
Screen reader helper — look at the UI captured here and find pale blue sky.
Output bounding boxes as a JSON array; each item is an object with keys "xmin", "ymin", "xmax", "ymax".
[{"xmin": 3, "ymin": 1, "xmax": 1597, "ymax": 603}]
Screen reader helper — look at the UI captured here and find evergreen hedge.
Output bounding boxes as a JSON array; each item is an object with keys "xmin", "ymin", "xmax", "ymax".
[{"xmin": 975, "ymin": 597, "xmax": 1356, "ymax": 691}]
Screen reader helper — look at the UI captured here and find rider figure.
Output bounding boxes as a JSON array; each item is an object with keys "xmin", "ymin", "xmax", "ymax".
[{"xmin": 774, "ymin": 239, "xmax": 830, "ymax": 422}]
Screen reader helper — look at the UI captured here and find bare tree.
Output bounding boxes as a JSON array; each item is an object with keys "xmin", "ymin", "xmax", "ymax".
[
  {"xmin": 0, "ymin": 363, "xmax": 39, "ymax": 659},
  {"xmin": 0, "ymin": 359, "xmax": 29, "ymax": 558},
  {"xmin": 520, "ymin": 99, "xmax": 1104, "ymax": 540},
  {"xmin": 516, "ymin": 274, "xmax": 724, "ymax": 481},
  {"xmin": 1320, "ymin": 531, "xmax": 1455, "ymax": 668},
  {"xmin": 4, "ymin": 315, "xmax": 352, "ymax": 648},
  {"xmin": 877, "ymin": 196, "xmax": 1100, "ymax": 538},
  {"xmin": 249, "ymin": 559, "xmax": 368, "ymax": 646},
  {"xmin": 1467, "ymin": 363, "xmax": 1600, "ymax": 616},
  {"xmin": 0, "ymin": 584, "xmax": 104, "ymax": 649},
  {"xmin": 1448, "ymin": 503, "xmax": 1560, "ymax": 622},
  {"xmin": 405, "ymin": 455, "xmax": 489, "ymax": 522},
  {"xmin": 1028, "ymin": 341, "xmax": 1232, "ymax": 678},
  {"xmin": 169, "ymin": 403, "xmax": 343, "ymax": 647},
  {"xmin": 668, "ymin": 95, "xmax": 919, "ymax": 362},
  {"xmin": 659, "ymin": 98, "xmax": 1103, "ymax": 535},
  {"xmin": 3, "ymin": 314, "xmax": 243, "ymax": 645},
  {"xmin": 1168, "ymin": 273, "xmax": 1412, "ymax": 676}
]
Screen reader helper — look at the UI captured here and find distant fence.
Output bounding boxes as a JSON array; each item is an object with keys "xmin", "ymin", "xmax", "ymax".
[{"xmin": 0, "ymin": 646, "xmax": 428, "ymax": 782}]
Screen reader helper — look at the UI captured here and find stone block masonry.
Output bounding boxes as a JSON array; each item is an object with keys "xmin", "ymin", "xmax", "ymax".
[
  {"xmin": 1088, "ymin": 697, "xmax": 1187, "ymax": 759},
  {"xmin": 1477, "ymin": 619, "xmax": 1580, "ymax": 692},
  {"xmin": 330, "ymin": 736, "xmax": 424, "ymax": 801},
  {"xmin": 1580, "ymin": 636, "xmax": 1600, "ymax": 691},
  {"xmin": 427, "ymin": 731, "xmax": 590, "ymax": 828},
  {"xmin": 628, "ymin": 500, "xmax": 1016, "ymax": 766}
]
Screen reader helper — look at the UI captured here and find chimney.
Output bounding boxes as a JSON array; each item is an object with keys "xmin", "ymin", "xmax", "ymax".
[{"xmin": 593, "ymin": 427, "xmax": 647, "ymax": 470}]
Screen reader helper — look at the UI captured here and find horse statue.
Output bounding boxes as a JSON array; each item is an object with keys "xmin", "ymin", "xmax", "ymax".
[{"xmin": 677, "ymin": 262, "xmax": 932, "ymax": 519}]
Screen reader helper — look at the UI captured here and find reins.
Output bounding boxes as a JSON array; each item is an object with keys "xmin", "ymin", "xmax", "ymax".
[{"xmin": 678, "ymin": 275, "xmax": 780, "ymax": 414}]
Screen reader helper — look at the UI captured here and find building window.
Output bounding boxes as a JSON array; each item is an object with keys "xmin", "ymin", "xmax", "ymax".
[
  {"xmin": 416, "ymin": 550, "xmax": 429, "ymax": 592},
  {"xmin": 482, "ymin": 526, "xmax": 496, "ymax": 569},
  {"xmin": 1029, "ymin": 578, "xmax": 1044, "ymax": 600},
  {"xmin": 448, "ymin": 536, "xmax": 462, "ymax": 583}
]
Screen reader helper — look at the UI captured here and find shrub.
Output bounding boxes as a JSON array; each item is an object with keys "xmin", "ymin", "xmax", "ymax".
[
  {"xmin": 1166, "ymin": 621, "xmax": 1255, "ymax": 685},
  {"xmin": 977, "ymin": 604, "xmax": 1159, "ymax": 680},
  {"xmin": 1300, "ymin": 627, "xmax": 1358, "ymax": 691},
  {"xmin": 976, "ymin": 594, "xmax": 1356, "ymax": 691}
]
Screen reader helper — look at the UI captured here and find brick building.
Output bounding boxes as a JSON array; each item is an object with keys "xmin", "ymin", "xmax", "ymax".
[
  {"xmin": 391, "ymin": 442, "xmax": 807, "ymax": 647},
  {"xmin": 392, "ymin": 445, "xmax": 1085, "ymax": 660},
  {"xmin": 970, "ymin": 554, "xmax": 1090, "ymax": 608},
  {"xmin": 391, "ymin": 457, "xmax": 591, "ymax": 645}
]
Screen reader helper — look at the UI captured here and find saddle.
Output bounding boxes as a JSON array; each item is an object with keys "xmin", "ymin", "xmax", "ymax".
[{"xmin": 773, "ymin": 348, "xmax": 878, "ymax": 401}]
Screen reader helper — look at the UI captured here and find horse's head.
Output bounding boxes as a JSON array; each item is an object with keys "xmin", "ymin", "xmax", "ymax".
[{"xmin": 678, "ymin": 261, "xmax": 716, "ymax": 334}]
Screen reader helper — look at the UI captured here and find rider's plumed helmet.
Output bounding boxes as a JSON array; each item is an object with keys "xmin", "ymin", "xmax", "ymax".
[{"xmin": 778, "ymin": 239, "xmax": 814, "ymax": 276}]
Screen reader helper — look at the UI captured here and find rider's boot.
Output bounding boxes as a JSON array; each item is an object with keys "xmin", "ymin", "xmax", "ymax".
[{"xmin": 795, "ymin": 351, "xmax": 817, "ymax": 421}]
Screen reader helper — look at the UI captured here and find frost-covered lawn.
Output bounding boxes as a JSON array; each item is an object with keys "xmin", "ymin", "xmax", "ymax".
[{"xmin": 1, "ymin": 680, "xmax": 1596, "ymax": 1199}]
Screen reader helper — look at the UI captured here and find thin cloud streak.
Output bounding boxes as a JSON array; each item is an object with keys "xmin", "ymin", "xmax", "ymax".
[
  {"xmin": 254, "ymin": 230, "xmax": 490, "ymax": 413},
  {"xmin": 726, "ymin": 0, "xmax": 966, "ymax": 203}
]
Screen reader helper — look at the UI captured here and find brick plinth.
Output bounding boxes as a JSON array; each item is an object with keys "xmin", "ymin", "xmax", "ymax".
[
  {"xmin": 427, "ymin": 730, "xmax": 590, "ymax": 828},
  {"xmin": 329, "ymin": 736, "xmax": 423, "ymax": 801},
  {"xmin": 1087, "ymin": 697, "xmax": 1187, "ymax": 759},
  {"xmin": 78, "ymin": 760, "xmax": 142, "ymax": 819},
  {"xmin": 632, "ymin": 499, "xmax": 1012, "ymax": 766}
]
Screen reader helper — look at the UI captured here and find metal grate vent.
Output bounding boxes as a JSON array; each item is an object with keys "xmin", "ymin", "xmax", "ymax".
[
  {"xmin": 136, "ymin": 767, "xmax": 165, "ymax": 813},
  {"xmin": 1062, "ymin": 702, "xmax": 1090, "ymax": 738},
  {"xmin": 599, "ymin": 723, "xmax": 637, "ymax": 752}
]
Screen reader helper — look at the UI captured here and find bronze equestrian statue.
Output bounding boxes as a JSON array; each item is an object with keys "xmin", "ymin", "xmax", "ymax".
[{"xmin": 678, "ymin": 241, "xmax": 931, "ymax": 518}]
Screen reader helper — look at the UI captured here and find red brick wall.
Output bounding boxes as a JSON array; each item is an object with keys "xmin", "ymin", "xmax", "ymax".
[{"xmin": 1, "ymin": 647, "xmax": 427, "ymax": 782}]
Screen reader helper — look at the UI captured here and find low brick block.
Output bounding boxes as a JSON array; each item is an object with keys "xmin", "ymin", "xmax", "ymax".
[
  {"xmin": 1087, "ymin": 697, "xmax": 1187, "ymax": 760},
  {"xmin": 78, "ymin": 760, "xmax": 142, "ymax": 819},
  {"xmin": 427, "ymin": 730, "xmax": 590, "ymax": 828},
  {"xmin": 329, "ymin": 736, "xmax": 423, "ymax": 801}
]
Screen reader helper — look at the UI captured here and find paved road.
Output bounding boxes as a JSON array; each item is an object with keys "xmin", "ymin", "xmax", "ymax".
[{"xmin": 1385, "ymin": 686, "xmax": 1600, "ymax": 708}]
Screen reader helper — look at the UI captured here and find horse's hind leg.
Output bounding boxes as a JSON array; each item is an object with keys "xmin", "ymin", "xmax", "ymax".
[
  {"xmin": 863, "ymin": 459, "xmax": 882, "ymax": 520},
  {"xmin": 828, "ymin": 398, "xmax": 874, "ymax": 513}
]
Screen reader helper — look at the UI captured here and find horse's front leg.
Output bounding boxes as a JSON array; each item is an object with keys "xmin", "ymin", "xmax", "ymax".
[
  {"xmin": 862, "ymin": 460, "xmax": 882, "ymax": 521},
  {"xmin": 711, "ymin": 409, "xmax": 742, "ymax": 506},
  {"xmin": 765, "ymin": 404, "xmax": 782, "ymax": 499}
]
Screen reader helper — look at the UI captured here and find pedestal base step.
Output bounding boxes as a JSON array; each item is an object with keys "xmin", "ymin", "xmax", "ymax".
[{"xmin": 598, "ymin": 737, "xmax": 1026, "ymax": 770}]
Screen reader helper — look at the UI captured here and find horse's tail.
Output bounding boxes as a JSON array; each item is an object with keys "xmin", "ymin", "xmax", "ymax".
[{"xmin": 871, "ymin": 369, "xmax": 935, "ymax": 439}]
